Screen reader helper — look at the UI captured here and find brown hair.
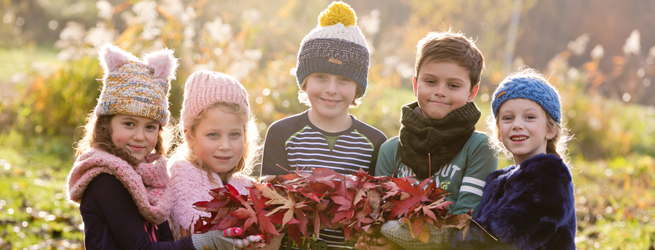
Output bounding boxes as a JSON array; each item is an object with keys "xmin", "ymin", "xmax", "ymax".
[
  {"xmin": 169, "ymin": 102, "xmax": 260, "ymax": 185},
  {"xmin": 415, "ymin": 31, "xmax": 485, "ymax": 89},
  {"xmin": 75, "ymin": 114, "xmax": 166, "ymax": 166},
  {"xmin": 297, "ymin": 77, "xmax": 364, "ymax": 107}
]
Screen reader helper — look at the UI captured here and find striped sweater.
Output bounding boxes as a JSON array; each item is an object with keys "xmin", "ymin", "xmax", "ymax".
[{"xmin": 261, "ymin": 111, "xmax": 387, "ymax": 249}]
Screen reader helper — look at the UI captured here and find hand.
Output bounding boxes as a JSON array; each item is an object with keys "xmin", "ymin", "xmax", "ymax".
[
  {"xmin": 353, "ymin": 226, "xmax": 400, "ymax": 250},
  {"xmin": 354, "ymin": 236, "xmax": 399, "ymax": 250},
  {"xmin": 222, "ymin": 228, "xmax": 266, "ymax": 249},
  {"xmin": 191, "ymin": 227, "xmax": 265, "ymax": 250}
]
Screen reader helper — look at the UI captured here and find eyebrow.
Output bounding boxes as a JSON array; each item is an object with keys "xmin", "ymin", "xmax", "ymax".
[
  {"xmin": 420, "ymin": 73, "xmax": 466, "ymax": 83},
  {"xmin": 121, "ymin": 116, "xmax": 159, "ymax": 125}
]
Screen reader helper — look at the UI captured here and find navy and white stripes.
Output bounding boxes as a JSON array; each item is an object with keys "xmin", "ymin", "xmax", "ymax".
[{"xmin": 285, "ymin": 126, "xmax": 374, "ymax": 173}]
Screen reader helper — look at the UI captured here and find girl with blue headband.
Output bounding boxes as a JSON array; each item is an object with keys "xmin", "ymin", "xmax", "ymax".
[{"xmin": 451, "ymin": 67, "xmax": 576, "ymax": 249}]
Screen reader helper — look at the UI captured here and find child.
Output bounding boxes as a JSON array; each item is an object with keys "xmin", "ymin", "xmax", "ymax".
[
  {"xmin": 361, "ymin": 31, "xmax": 498, "ymax": 250},
  {"xmin": 168, "ymin": 71, "xmax": 283, "ymax": 249},
  {"xmin": 450, "ymin": 68, "xmax": 576, "ymax": 249},
  {"xmin": 260, "ymin": 2, "xmax": 387, "ymax": 249},
  {"xmin": 66, "ymin": 45, "xmax": 264, "ymax": 250}
]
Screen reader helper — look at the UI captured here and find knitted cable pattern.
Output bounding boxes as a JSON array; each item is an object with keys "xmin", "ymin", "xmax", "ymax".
[
  {"xmin": 168, "ymin": 159, "xmax": 255, "ymax": 240},
  {"xmin": 66, "ymin": 149, "xmax": 172, "ymax": 225},
  {"xmin": 491, "ymin": 76, "xmax": 561, "ymax": 123}
]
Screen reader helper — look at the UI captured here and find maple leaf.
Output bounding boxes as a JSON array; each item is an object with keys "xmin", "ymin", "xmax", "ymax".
[
  {"xmin": 257, "ymin": 210, "xmax": 280, "ymax": 236},
  {"xmin": 256, "ymin": 183, "xmax": 308, "ymax": 228}
]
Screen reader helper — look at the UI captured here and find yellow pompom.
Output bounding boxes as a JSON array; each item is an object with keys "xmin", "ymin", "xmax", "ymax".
[{"xmin": 318, "ymin": 2, "xmax": 356, "ymax": 27}]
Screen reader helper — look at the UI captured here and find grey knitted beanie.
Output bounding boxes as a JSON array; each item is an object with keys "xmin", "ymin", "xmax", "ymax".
[{"xmin": 296, "ymin": 2, "xmax": 370, "ymax": 94}]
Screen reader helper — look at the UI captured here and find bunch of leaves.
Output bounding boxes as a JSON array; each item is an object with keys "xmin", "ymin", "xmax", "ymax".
[
  {"xmin": 381, "ymin": 177, "xmax": 452, "ymax": 242},
  {"xmin": 193, "ymin": 167, "xmax": 469, "ymax": 244}
]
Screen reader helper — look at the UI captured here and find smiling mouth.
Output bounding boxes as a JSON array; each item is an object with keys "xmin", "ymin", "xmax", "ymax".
[
  {"xmin": 429, "ymin": 100, "xmax": 449, "ymax": 105},
  {"xmin": 321, "ymin": 98, "xmax": 340, "ymax": 104},
  {"xmin": 510, "ymin": 136, "xmax": 528, "ymax": 141},
  {"xmin": 127, "ymin": 145, "xmax": 145, "ymax": 151},
  {"xmin": 215, "ymin": 156, "xmax": 232, "ymax": 160}
]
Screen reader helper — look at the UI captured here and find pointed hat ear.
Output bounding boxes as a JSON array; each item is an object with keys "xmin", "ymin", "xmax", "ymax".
[
  {"xmin": 98, "ymin": 44, "xmax": 138, "ymax": 74},
  {"xmin": 144, "ymin": 48, "xmax": 178, "ymax": 80}
]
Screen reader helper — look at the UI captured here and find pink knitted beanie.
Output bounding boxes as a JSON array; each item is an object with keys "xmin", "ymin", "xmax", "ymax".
[
  {"xmin": 96, "ymin": 44, "xmax": 179, "ymax": 126},
  {"xmin": 181, "ymin": 71, "xmax": 250, "ymax": 130}
]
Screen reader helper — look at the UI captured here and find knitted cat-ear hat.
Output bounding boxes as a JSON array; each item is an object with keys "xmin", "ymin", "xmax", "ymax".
[
  {"xmin": 491, "ymin": 75, "xmax": 562, "ymax": 123},
  {"xmin": 181, "ymin": 71, "xmax": 250, "ymax": 130},
  {"xmin": 296, "ymin": 2, "xmax": 370, "ymax": 94},
  {"xmin": 96, "ymin": 44, "xmax": 178, "ymax": 126}
]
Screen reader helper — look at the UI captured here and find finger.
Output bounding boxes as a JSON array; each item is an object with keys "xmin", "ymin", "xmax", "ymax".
[
  {"xmin": 179, "ymin": 225, "xmax": 187, "ymax": 238},
  {"xmin": 246, "ymin": 235, "xmax": 264, "ymax": 243},
  {"xmin": 232, "ymin": 238, "xmax": 256, "ymax": 248},
  {"xmin": 224, "ymin": 227, "xmax": 243, "ymax": 237}
]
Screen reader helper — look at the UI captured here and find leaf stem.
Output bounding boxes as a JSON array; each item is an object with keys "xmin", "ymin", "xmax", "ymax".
[{"xmin": 470, "ymin": 218, "xmax": 498, "ymax": 241}]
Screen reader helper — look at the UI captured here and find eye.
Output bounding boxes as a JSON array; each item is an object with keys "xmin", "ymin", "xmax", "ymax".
[
  {"xmin": 424, "ymin": 79, "xmax": 436, "ymax": 85},
  {"xmin": 339, "ymin": 77, "xmax": 352, "ymax": 82},
  {"xmin": 123, "ymin": 122, "xmax": 135, "ymax": 127},
  {"xmin": 501, "ymin": 115, "xmax": 513, "ymax": 121},
  {"xmin": 146, "ymin": 125, "xmax": 158, "ymax": 131},
  {"xmin": 449, "ymin": 83, "xmax": 460, "ymax": 88},
  {"xmin": 315, "ymin": 74, "xmax": 326, "ymax": 79},
  {"xmin": 207, "ymin": 133, "xmax": 218, "ymax": 138},
  {"xmin": 230, "ymin": 132, "xmax": 241, "ymax": 138},
  {"xmin": 525, "ymin": 115, "xmax": 537, "ymax": 120}
]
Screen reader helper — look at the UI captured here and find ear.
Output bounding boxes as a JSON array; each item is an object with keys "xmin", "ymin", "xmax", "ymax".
[
  {"xmin": 412, "ymin": 76, "xmax": 418, "ymax": 97},
  {"xmin": 144, "ymin": 48, "xmax": 179, "ymax": 80},
  {"xmin": 546, "ymin": 126, "xmax": 557, "ymax": 140},
  {"xmin": 467, "ymin": 84, "xmax": 479, "ymax": 102},
  {"xmin": 99, "ymin": 44, "xmax": 137, "ymax": 73}
]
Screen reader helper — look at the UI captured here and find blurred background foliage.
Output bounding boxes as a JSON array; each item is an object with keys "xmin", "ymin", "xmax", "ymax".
[{"xmin": 0, "ymin": 0, "xmax": 653, "ymax": 249}]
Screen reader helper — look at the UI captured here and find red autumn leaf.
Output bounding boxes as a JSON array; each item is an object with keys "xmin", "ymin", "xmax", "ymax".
[
  {"xmin": 230, "ymin": 207, "xmax": 257, "ymax": 232},
  {"xmin": 257, "ymin": 210, "xmax": 280, "ymax": 236}
]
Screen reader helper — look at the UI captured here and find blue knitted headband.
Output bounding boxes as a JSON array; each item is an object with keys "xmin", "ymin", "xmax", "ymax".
[{"xmin": 491, "ymin": 76, "xmax": 561, "ymax": 123}]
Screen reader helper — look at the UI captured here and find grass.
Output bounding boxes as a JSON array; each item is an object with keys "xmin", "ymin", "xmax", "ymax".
[{"xmin": 0, "ymin": 146, "xmax": 84, "ymax": 249}]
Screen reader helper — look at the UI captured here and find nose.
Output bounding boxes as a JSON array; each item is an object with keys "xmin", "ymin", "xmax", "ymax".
[
  {"xmin": 133, "ymin": 128, "xmax": 145, "ymax": 141},
  {"xmin": 325, "ymin": 77, "xmax": 338, "ymax": 94},
  {"xmin": 218, "ymin": 137, "xmax": 231, "ymax": 151},
  {"xmin": 510, "ymin": 120, "xmax": 524, "ymax": 131},
  {"xmin": 434, "ymin": 84, "xmax": 446, "ymax": 97}
]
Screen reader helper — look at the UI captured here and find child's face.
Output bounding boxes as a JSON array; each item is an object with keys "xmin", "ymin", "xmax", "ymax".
[
  {"xmin": 110, "ymin": 115, "xmax": 160, "ymax": 161},
  {"xmin": 190, "ymin": 107, "xmax": 245, "ymax": 180},
  {"xmin": 413, "ymin": 61, "xmax": 478, "ymax": 119},
  {"xmin": 304, "ymin": 73, "xmax": 358, "ymax": 120},
  {"xmin": 497, "ymin": 99, "xmax": 557, "ymax": 164}
]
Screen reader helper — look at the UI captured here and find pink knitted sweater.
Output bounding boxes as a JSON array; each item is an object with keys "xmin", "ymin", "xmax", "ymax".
[
  {"xmin": 66, "ymin": 149, "xmax": 172, "ymax": 225},
  {"xmin": 167, "ymin": 159, "xmax": 255, "ymax": 240}
]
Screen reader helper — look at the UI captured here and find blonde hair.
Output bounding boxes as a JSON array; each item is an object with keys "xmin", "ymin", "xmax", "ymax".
[
  {"xmin": 487, "ymin": 71, "xmax": 571, "ymax": 164},
  {"xmin": 75, "ymin": 114, "xmax": 168, "ymax": 166},
  {"xmin": 169, "ymin": 102, "xmax": 260, "ymax": 185},
  {"xmin": 297, "ymin": 77, "xmax": 364, "ymax": 107}
]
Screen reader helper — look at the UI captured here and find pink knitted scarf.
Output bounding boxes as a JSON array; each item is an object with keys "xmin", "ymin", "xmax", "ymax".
[{"xmin": 67, "ymin": 149, "xmax": 172, "ymax": 225}]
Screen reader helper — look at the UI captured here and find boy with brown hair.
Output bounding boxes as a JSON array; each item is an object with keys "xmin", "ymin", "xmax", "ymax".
[{"xmin": 356, "ymin": 31, "xmax": 498, "ymax": 250}]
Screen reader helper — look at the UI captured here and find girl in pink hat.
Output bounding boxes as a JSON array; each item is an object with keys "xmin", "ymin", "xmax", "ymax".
[{"xmin": 168, "ymin": 71, "xmax": 283, "ymax": 250}]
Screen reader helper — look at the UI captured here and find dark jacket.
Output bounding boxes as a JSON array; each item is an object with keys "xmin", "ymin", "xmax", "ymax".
[
  {"xmin": 451, "ymin": 153, "xmax": 576, "ymax": 250},
  {"xmin": 81, "ymin": 174, "xmax": 194, "ymax": 249}
]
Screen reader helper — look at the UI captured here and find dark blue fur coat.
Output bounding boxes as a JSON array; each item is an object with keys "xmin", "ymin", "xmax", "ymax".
[{"xmin": 450, "ymin": 153, "xmax": 576, "ymax": 250}]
